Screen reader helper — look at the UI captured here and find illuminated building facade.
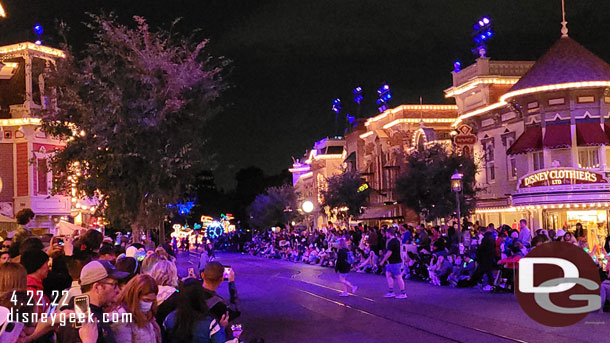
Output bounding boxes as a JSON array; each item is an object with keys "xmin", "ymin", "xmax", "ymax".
[
  {"xmin": 450, "ymin": 33, "xmax": 610, "ymax": 252},
  {"xmin": 0, "ymin": 42, "xmax": 73, "ymax": 233},
  {"xmin": 290, "ymin": 137, "xmax": 345, "ymax": 229},
  {"xmin": 352, "ymin": 104, "xmax": 458, "ymax": 224}
]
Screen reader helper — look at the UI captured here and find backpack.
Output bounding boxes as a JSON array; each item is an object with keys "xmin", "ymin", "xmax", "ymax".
[{"xmin": 346, "ymin": 251, "xmax": 355, "ymax": 265}]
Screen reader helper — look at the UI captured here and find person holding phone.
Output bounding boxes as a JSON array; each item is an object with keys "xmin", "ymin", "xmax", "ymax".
[
  {"xmin": 56, "ymin": 260, "xmax": 129, "ymax": 343},
  {"xmin": 163, "ymin": 279, "xmax": 238, "ymax": 343},
  {"xmin": 199, "ymin": 262, "xmax": 240, "ymax": 338}
]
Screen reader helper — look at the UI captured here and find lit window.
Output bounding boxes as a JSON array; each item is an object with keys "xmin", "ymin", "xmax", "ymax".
[{"xmin": 578, "ymin": 148, "xmax": 599, "ymax": 169}]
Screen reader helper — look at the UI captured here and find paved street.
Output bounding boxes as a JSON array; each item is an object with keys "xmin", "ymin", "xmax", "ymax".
[{"xmin": 175, "ymin": 251, "xmax": 608, "ymax": 343}]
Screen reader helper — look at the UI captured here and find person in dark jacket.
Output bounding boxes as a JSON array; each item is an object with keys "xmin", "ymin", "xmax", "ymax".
[
  {"xmin": 335, "ymin": 239, "xmax": 357, "ymax": 297},
  {"xmin": 200, "ymin": 261, "xmax": 240, "ymax": 339},
  {"xmin": 476, "ymin": 230, "xmax": 496, "ymax": 291}
]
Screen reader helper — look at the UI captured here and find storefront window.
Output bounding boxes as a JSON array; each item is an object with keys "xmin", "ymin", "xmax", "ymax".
[
  {"xmin": 566, "ymin": 210, "xmax": 608, "ymax": 254},
  {"xmin": 578, "ymin": 148, "xmax": 599, "ymax": 169}
]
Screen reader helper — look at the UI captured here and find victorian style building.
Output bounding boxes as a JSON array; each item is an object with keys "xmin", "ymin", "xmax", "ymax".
[
  {"xmin": 450, "ymin": 30, "xmax": 610, "ymax": 253},
  {"xmin": 0, "ymin": 42, "xmax": 93, "ymax": 234}
]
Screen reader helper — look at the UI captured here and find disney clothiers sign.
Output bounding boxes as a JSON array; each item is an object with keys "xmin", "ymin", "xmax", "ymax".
[{"xmin": 519, "ymin": 168, "xmax": 607, "ymax": 188}]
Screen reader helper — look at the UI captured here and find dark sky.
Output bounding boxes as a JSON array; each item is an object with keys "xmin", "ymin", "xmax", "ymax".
[{"xmin": 2, "ymin": 0, "xmax": 610, "ymax": 189}]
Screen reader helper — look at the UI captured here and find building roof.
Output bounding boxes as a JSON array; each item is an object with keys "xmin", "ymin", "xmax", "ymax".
[{"xmin": 509, "ymin": 37, "xmax": 610, "ymax": 93}]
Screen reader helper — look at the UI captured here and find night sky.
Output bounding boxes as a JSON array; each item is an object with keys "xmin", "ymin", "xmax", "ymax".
[{"xmin": 2, "ymin": 0, "xmax": 610, "ymax": 189}]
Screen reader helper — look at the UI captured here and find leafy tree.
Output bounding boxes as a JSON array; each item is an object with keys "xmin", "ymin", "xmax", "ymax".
[
  {"xmin": 320, "ymin": 170, "xmax": 370, "ymax": 225},
  {"xmin": 247, "ymin": 185, "xmax": 301, "ymax": 230},
  {"xmin": 395, "ymin": 144, "xmax": 479, "ymax": 222},
  {"xmin": 39, "ymin": 14, "xmax": 227, "ymax": 236}
]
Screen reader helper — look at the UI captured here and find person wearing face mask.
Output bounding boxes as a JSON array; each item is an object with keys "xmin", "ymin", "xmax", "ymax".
[{"xmin": 111, "ymin": 274, "xmax": 161, "ymax": 343}]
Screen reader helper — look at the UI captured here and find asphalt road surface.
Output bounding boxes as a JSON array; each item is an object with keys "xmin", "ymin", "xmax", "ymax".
[{"xmin": 175, "ymin": 251, "xmax": 608, "ymax": 343}]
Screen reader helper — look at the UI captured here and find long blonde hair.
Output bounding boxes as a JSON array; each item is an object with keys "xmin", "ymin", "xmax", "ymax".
[
  {"xmin": 118, "ymin": 274, "xmax": 158, "ymax": 327},
  {"xmin": 150, "ymin": 260, "xmax": 178, "ymax": 288},
  {"xmin": 0, "ymin": 262, "xmax": 27, "ymax": 294}
]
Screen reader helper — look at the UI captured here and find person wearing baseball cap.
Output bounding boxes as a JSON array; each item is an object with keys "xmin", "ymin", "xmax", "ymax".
[{"xmin": 56, "ymin": 260, "xmax": 129, "ymax": 343}]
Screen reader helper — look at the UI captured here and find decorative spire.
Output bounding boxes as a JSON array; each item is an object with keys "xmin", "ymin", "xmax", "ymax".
[{"xmin": 561, "ymin": 0, "xmax": 568, "ymax": 37}]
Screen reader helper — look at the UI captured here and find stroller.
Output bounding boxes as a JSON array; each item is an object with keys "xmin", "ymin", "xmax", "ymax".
[
  {"xmin": 407, "ymin": 251, "xmax": 432, "ymax": 281},
  {"xmin": 492, "ymin": 256, "xmax": 520, "ymax": 293}
]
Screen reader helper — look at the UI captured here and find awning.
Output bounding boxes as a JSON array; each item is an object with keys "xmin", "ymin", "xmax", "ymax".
[
  {"xmin": 603, "ymin": 124, "xmax": 610, "ymax": 145},
  {"xmin": 358, "ymin": 204, "xmax": 399, "ymax": 220},
  {"xmin": 507, "ymin": 127, "xmax": 542, "ymax": 155},
  {"xmin": 343, "ymin": 151, "xmax": 356, "ymax": 163},
  {"xmin": 543, "ymin": 124, "xmax": 571, "ymax": 149},
  {"xmin": 577, "ymin": 123, "xmax": 609, "ymax": 146}
]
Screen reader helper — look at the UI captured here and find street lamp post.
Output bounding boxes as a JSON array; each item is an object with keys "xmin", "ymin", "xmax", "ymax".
[
  {"xmin": 451, "ymin": 170, "xmax": 463, "ymax": 243},
  {"xmin": 302, "ymin": 200, "xmax": 314, "ymax": 231}
]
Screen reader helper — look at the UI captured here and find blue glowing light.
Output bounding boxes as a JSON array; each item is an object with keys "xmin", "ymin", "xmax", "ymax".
[
  {"xmin": 332, "ymin": 98, "xmax": 341, "ymax": 113},
  {"xmin": 353, "ymin": 86, "xmax": 363, "ymax": 104},
  {"xmin": 35, "ymin": 40, "xmax": 42, "ymax": 45},
  {"xmin": 34, "ymin": 25, "xmax": 43, "ymax": 35},
  {"xmin": 483, "ymin": 17, "xmax": 490, "ymax": 24},
  {"xmin": 347, "ymin": 114, "xmax": 355, "ymax": 124},
  {"xmin": 486, "ymin": 31, "xmax": 493, "ymax": 37},
  {"xmin": 478, "ymin": 20, "xmax": 484, "ymax": 27},
  {"xmin": 453, "ymin": 61, "xmax": 461, "ymax": 72}
]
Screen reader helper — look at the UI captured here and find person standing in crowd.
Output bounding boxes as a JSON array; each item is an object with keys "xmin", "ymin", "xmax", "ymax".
[
  {"xmin": 56, "ymin": 260, "xmax": 129, "ymax": 343},
  {"xmin": 21, "ymin": 249, "xmax": 51, "ymax": 314},
  {"xmin": 163, "ymin": 278, "xmax": 236, "ymax": 343},
  {"xmin": 379, "ymin": 227, "xmax": 407, "ymax": 299},
  {"xmin": 518, "ymin": 219, "xmax": 531, "ymax": 246},
  {"xmin": 150, "ymin": 260, "xmax": 180, "ymax": 328},
  {"xmin": 335, "ymin": 238, "xmax": 357, "ymax": 297},
  {"xmin": 477, "ymin": 230, "xmax": 496, "ymax": 292},
  {"xmin": 111, "ymin": 274, "xmax": 161, "ymax": 343},
  {"xmin": 9, "ymin": 208, "xmax": 35, "ymax": 258},
  {"xmin": 199, "ymin": 262, "xmax": 240, "ymax": 335}
]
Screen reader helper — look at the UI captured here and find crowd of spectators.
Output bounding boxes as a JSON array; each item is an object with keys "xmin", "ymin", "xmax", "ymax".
[
  {"xmin": 244, "ymin": 219, "xmax": 610, "ymax": 299},
  {"xmin": 0, "ymin": 208, "xmax": 257, "ymax": 343}
]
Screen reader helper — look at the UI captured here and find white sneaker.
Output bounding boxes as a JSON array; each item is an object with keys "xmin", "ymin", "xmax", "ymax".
[
  {"xmin": 383, "ymin": 292, "xmax": 396, "ymax": 298},
  {"xmin": 351, "ymin": 286, "xmax": 358, "ymax": 293},
  {"xmin": 395, "ymin": 293, "xmax": 408, "ymax": 299},
  {"xmin": 339, "ymin": 292, "xmax": 349, "ymax": 297}
]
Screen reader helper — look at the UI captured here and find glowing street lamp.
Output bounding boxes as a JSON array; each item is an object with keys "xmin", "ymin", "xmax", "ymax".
[
  {"xmin": 302, "ymin": 200, "xmax": 314, "ymax": 231},
  {"xmin": 302, "ymin": 200, "xmax": 314, "ymax": 213},
  {"xmin": 451, "ymin": 170, "xmax": 464, "ymax": 242}
]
